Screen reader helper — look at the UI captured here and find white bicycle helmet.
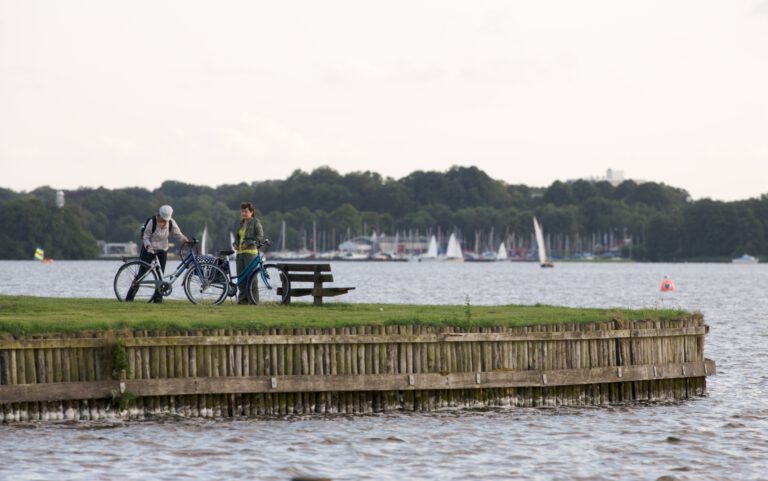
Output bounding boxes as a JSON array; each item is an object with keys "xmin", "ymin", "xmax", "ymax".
[{"xmin": 158, "ymin": 205, "xmax": 173, "ymax": 220}]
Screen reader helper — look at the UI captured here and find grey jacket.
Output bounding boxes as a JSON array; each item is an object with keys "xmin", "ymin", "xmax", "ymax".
[{"xmin": 234, "ymin": 217, "xmax": 264, "ymax": 252}]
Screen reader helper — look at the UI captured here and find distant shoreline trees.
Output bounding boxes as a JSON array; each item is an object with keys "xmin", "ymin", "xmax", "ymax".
[{"xmin": 0, "ymin": 166, "xmax": 765, "ymax": 261}]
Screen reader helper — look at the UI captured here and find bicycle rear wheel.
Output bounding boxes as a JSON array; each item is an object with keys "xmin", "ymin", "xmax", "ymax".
[
  {"xmin": 183, "ymin": 264, "xmax": 228, "ymax": 305},
  {"xmin": 114, "ymin": 261, "xmax": 159, "ymax": 302},
  {"xmin": 247, "ymin": 264, "xmax": 290, "ymax": 305}
]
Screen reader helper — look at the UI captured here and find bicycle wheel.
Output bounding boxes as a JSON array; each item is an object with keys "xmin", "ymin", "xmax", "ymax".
[
  {"xmin": 247, "ymin": 264, "xmax": 290, "ymax": 305},
  {"xmin": 183, "ymin": 263, "xmax": 229, "ymax": 305},
  {"xmin": 114, "ymin": 261, "xmax": 159, "ymax": 303}
]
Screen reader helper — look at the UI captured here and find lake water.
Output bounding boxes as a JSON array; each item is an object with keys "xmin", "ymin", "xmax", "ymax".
[{"xmin": 1, "ymin": 260, "xmax": 767, "ymax": 480}]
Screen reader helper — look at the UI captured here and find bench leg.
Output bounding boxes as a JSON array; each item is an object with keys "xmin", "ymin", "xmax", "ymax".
[{"xmin": 313, "ymin": 296, "xmax": 322, "ymax": 306}]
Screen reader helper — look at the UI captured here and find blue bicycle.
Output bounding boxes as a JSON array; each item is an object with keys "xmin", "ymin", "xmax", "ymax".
[
  {"xmin": 202, "ymin": 239, "xmax": 290, "ymax": 305},
  {"xmin": 113, "ymin": 239, "xmax": 229, "ymax": 305}
]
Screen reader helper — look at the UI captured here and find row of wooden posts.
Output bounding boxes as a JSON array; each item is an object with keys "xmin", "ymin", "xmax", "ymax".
[{"xmin": 0, "ymin": 317, "xmax": 715, "ymax": 422}]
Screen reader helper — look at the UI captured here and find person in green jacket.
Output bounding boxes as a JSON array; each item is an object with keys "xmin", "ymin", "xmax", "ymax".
[{"xmin": 233, "ymin": 202, "xmax": 264, "ymax": 304}]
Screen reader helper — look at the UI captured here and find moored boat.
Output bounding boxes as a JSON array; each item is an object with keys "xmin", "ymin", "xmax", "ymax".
[{"xmin": 732, "ymin": 254, "xmax": 758, "ymax": 264}]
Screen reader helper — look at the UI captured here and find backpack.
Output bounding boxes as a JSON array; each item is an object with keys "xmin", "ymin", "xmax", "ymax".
[{"xmin": 140, "ymin": 216, "xmax": 173, "ymax": 244}]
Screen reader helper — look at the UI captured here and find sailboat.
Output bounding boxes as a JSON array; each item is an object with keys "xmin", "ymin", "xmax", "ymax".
[
  {"xmin": 443, "ymin": 233, "xmax": 464, "ymax": 262},
  {"xmin": 420, "ymin": 235, "xmax": 439, "ymax": 261},
  {"xmin": 533, "ymin": 217, "xmax": 554, "ymax": 268},
  {"xmin": 34, "ymin": 247, "xmax": 54, "ymax": 264},
  {"xmin": 496, "ymin": 242, "xmax": 508, "ymax": 261},
  {"xmin": 200, "ymin": 225, "xmax": 208, "ymax": 255}
]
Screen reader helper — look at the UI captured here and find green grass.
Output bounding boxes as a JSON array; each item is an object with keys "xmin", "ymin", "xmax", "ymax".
[{"xmin": 0, "ymin": 295, "xmax": 692, "ymax": 336}]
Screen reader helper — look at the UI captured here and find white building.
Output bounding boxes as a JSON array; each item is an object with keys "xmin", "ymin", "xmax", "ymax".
[
  {"xmin": 97, "ymin": 240, "xmax": 138, "ymax": 258},
  {"xmin": 569, "ymin": 168, "xmax": 626, "ymax": 187}
]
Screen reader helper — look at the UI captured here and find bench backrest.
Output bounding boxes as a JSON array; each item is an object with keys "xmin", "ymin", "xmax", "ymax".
[
  {"xmin": 275, "ymin": 263, "xmax": 354, "ymax": 305},
  {"xmin": 276, "ymin": 263, "xmax": 333, "ymax": 284}
]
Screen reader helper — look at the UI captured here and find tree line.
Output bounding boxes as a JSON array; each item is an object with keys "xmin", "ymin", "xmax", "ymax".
[{"xmin": 0, "ymin": 166, "xmax": 766, "ymax": 261}]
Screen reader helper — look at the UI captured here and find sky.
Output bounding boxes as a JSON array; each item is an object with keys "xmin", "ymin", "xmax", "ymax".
[{"xmin": 1, "ymin": 0, "xmax": 767, "ymax": 201}]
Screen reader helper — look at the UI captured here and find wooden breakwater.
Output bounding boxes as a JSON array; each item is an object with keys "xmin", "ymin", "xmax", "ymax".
[{"xmin": 0, "ymin": 316, "xmax": 715, "ymax": 422}]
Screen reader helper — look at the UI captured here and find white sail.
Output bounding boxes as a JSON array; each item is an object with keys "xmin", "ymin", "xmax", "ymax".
[
  {"xmin": 423, "ymin": 235, "xmax": 438, "ymax": 259},
  {"xmin": 533, "ymin": 217, "xmax": 552, "ymax": 267},
  {"xmin": 496, "ymin": 242, "xmax": 508, "ymax": 261},
  {"xmin": 201, "ymin": 225, "xmax": 208, "ymax": 255},
  {"xmin": 445, "ymin": 233, "xmax": 464, "ymax": 261}
]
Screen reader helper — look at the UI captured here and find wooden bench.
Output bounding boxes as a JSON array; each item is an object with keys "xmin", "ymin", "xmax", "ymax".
[{"xmin": 276, "ymin": 263, "xmax": 355, "ymax": 306}]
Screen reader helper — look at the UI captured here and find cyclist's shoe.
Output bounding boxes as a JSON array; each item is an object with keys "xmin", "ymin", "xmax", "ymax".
[{"xmin": 151, "ymin": 296, "xmax": 163, "ymax": 304}]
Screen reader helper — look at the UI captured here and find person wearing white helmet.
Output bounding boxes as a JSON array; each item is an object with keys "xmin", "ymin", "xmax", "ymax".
[{"xmin": 127, "ymin": 205, "xmax": 188, "ymax": 303}]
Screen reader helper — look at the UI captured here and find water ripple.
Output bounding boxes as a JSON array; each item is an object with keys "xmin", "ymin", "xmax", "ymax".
[{"xmin": 2, "ymin": 262, "xmax": 768, "ymax": 479}]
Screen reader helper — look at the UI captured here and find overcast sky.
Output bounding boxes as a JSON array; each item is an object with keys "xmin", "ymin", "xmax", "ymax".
[{"xmin": 1, "ymin": 0, "xmax": 767, "ymax": 201}]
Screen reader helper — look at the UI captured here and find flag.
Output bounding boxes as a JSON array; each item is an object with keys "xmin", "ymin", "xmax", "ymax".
[{"xmin": 34, "ymin": 247, "xmax": 45, "ymax": 261}]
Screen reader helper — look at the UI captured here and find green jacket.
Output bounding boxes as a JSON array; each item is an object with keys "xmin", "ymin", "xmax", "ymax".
[{"xmin": 234, "ymin": 217, "xmax": 264, "ymax": 254}]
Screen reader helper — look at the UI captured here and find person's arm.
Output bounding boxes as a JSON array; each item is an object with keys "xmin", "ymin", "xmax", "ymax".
[
  {"xmin": 143, "ymin": 218, "xmax": 154, "ymax": 253},
  {"xmin": 253, "ymin": 219, "xmax": 264, "ymax": 246},
  {"xmin": 172, "ymin": 221, "xmax": 189, "ymax": 243},
  {"xmin": 233, "ymin": 221, "xmax": 240, "ymax": 250}
]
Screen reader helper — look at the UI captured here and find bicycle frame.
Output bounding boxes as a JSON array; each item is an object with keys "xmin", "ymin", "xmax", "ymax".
[
  {"xmin": 131, "ymin": 244, "xmax": 210, "ymax": 294},
  {"xmin": 217, "ymin": 251, "xmax": 276, "ymax": 293}
]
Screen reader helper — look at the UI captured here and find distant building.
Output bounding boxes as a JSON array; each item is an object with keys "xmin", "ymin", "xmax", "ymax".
[
  {"xmin": 55, "ymin": 190, "xmax": 65, "ymax": 208},
  {"xmin": 338, "ymin": 234, "xmax": 429, "ymax": 256},
  {"xmin": 338, "ymin": 236, "xmax": 373, "ymax": 254},
  {"xmin": 604, "ymin": 168, "xmax": 624, "ymax": 186},
  {"xmin": 569, "ymin": 168, "xmax": 627, "ymax": 187},
  {"xmin": 96, "ymin": 240, "xmax": 138, "ymax": 258}
]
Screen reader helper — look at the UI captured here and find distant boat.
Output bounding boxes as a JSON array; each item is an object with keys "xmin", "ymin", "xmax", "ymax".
[
  {"xmin": 200, "ymin": 225, "xmax": 208, "ymax": 255},
  {"xmin": 34, "ymin": 247, "xmax": 54, "ymax": 264},
  {"xmin": 496, "ymin": 242, "xmax": 508, "ymax": 261},
  {"xmin": 732, "ymin": 254, "xmax": 758, "ymax": 264},
  {"xmin": 334, "ymin": 251, "xmax": 370, "ymax": 261},
  {"xmin": 444, "ymin": 233, "xmax": 464, "ymax": 262},
  {"xmin": 465, "ymin": 251, "xmax": 496, "ymax": 262},
  {"xmin": 533, "ymin": 217, "xmax": 553, "ymax": 268},
  {"xmin": 420, "ymin": 235, "xmax": 439, "ymax": 261}
]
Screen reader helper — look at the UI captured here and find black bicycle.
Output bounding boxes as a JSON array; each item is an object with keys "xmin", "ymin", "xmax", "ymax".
[{"xmin": 113, "ymin": 239, "xmax": 229, "ymax": 305}]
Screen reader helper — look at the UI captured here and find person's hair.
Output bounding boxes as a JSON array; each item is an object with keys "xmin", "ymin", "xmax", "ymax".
[{"xmin": 240, "ymin": 202, "xmax": 254, "ymax": 214}]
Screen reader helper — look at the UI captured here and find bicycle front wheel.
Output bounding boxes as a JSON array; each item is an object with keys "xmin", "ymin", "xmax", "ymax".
[
  {"xmin": 114, "ymin": 261, "xmax": 159, "ymax": 302},
  {"xmin": 183, "ymin": 264, "xmax": 228, "ymax": 305},
  {"xmin": 247, "ymin": 264, "xmax": 290, "ymax": 305}
]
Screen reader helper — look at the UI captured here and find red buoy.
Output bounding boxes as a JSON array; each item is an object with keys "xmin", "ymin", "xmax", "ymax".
[{"xmin": 660, "ymin": 276, "xmax": 675, "ymax": 293}]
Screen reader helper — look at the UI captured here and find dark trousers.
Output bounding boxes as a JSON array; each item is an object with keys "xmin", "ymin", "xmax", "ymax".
[
  {"xmin": 236, "ymin": 253, "xmax": 257, "ymax": 304},
  {"xmin": 127, "ymin": 248, "xmax": 167, "ymax": 302}
]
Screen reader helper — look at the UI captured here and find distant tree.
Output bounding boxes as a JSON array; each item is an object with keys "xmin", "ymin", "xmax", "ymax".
[
  {"xmin": 542, "ymin": 181, "xmax": 572, "ymax": 206},
  {"xmin": 681, "ymin": 200, "xmax": 735, "ymax": 257},
  {"xmin": 644, "ymin": 212, "xmax": 682, "ymax": 261},
  {"xmin": 627, "ymin": 182, "xmax": 689, "ymax": 211},
  {"xmin": 538, "ymin": 205, "xmax": 579, "ymax": 236},
  {"xmin": 1, "ymin": 166, "xmax": 765, "ymax": 260},
  {"xmin": 570, "ymin": 180, "xmax": 599, "ymax": 203},
  {"xmin": 0, "ymin": 198, "xmax": 98, "ymax": 259}
]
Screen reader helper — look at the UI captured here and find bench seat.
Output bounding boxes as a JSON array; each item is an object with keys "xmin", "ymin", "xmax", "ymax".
[{"xmin": 276, "ymin": 263, "xmax": 355, "ymax": 305}]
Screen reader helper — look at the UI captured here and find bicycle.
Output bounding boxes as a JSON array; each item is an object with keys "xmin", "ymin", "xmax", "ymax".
[
  {"xmin": 113, "ymin": 239, "xmax": 229, "ymax": 305},
  {"xmin": 204, "ymin": 239, "xmax": 291, "ymax": 305}
]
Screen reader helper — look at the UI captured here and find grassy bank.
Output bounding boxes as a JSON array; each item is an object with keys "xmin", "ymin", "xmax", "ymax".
[{"xmin": 0, "ymin": 295, "xmax": 694, "ymax": 337}]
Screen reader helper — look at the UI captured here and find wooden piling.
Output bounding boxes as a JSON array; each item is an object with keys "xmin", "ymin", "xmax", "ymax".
[{"xmin": 0, "ymin": 316, "xmax": 714, "ymax": 421}]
